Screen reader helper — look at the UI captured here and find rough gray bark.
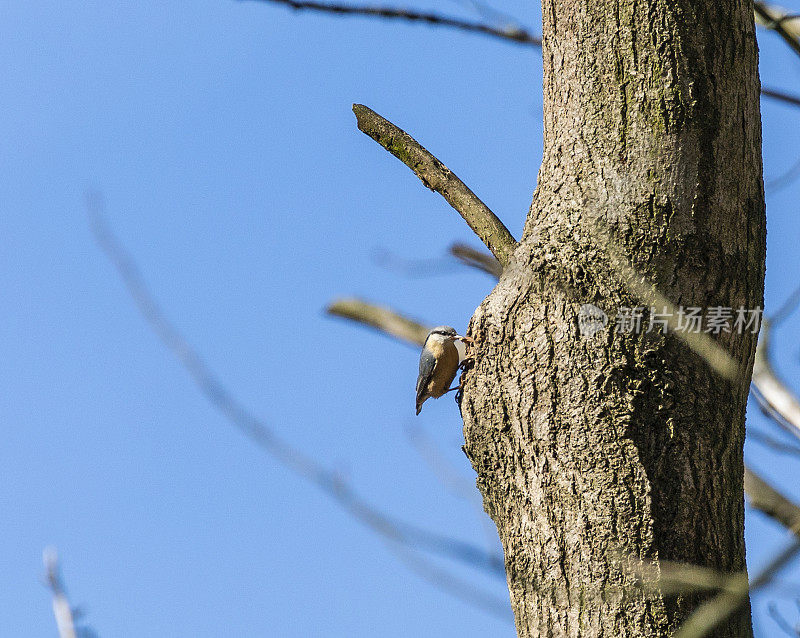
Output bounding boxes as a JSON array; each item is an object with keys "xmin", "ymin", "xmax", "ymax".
[{"xmin": 461, "ymin": 1, "xmax": 765, "ymax": 636}]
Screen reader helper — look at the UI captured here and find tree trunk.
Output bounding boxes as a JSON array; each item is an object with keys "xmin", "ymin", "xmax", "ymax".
[{"xmin": 461, "ymin": 1, "xmax": 765, "ymax": 636}]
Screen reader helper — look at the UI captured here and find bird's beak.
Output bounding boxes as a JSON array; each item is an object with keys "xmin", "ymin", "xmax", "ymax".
[{"xmin": 457, "ymin": 335, "xmax": 474, "ymax": 344}]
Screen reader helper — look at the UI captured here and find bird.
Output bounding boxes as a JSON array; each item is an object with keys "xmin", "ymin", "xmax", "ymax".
[{"xmin": 416, "ymin": 326, "xmax": 470, "ymax": 415}]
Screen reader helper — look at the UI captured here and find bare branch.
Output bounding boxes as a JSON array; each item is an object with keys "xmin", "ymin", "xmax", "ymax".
[
  {"xmin": 43, "ymin": 548, "xmax": 77, "ymax": 638},
  {"xmin": 745, "ymin": 467, "xmax": 800, "ymax": 533},
  {"xmin": 674, "ymin": 468, "xmax": 800, "ymax": 638},
  {"xmin": 245, "ymin": 0, "xmax": 800, "ymax": 84},
  {"xmin": 352, "ymin": 104, "xmax": 518, "ymax": 267},
  {"xmin": 747, "ymin": 427, "xmax": 800, "ymax": 456},
  {"xmin": 752, "ymin": 321, "xmax": 800, "ymax": 441},
  {"xmin": 645, "ymin": 561, "xmax": 741, "ymax": 597},
  {"xmin": 244, "ymin": 1, "xmax": 800, "ymax": 109},
  {"xmin": 674, "ymin": 554, "xmax": 788, "ymax": 638},
  {"xmin": 88, "ymin": 197, "xmax": 504, "ymax": 580},
  {"xmin": 389, "ymin": 542, "xmax": 512, "ymax": 621},
  {"xmin": 768, "ymin": 601, "xmax": 800, "ymax": 637},
  {"xmin": 449, "ymin": 243, "xmax": 503, "ymax": 278},
  {"xmin": 756, "ymin": 2, "xmax": 800, "ymax": 59},
  {"xmin": 372, "ymin": 247, "xmax": 464, "ymax": 277},
  {"xmin": 327, "ymin": 297, "xmax": 430, "ymax": 346},
  {"xmin": 770, "ymin": 283, "xmax": 800, "ymax": 327},
  {"xmin": 245, "ymin": 0, "xmax": 541, "ymax": 46},
  {"xmin": 762, "ymin": 86, "xmax": 800, "ymax": 108},
  {"xmin": 765, "ymin": 155, "xmax": 800, "ymax": 194},
  {"xmin": 370, "ymin": 244, "xmax": 502, "ymax": 279},
  {"xmin": 446, "ymin": 0, "xmax": 522, "ymax": 27}
]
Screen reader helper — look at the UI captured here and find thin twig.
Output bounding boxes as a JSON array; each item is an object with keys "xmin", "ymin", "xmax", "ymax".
[
  {"xmin": 404, "ymin": 423, "xmax": 501, "ymax": 549},
  {"xmin": 244, "ymin": 0, "xmax": 541, "ymax": 45},
  {"xmin": 745, "ymin": 467, "xmax": 800, "ymax": 533},
  {"xmin": 88, "ymin": 197, "xmax": 505, "ymax": 580},
  {"xmin": 243, "ymin": 0, "xmax": 800, "ymax": 110},
  {"xmin": 327, "ymin": 298, "xmax": 430, "ymax": 346},
  {"xmin": 762, "ymin": 86, "xmax": 800, "ymax": 108},
  {"xmin": 371, "ymin": 244, "xmax": 503, "ymax": 279},
  {"xmin": 449, "ymin": 243, "xmax": 503, "ymax": 278},
  {"xmin": 765, "ymin": 155, "xmax": 800, "ymax": 194},
  {"xmin": 770, "ymin": 283, "xmax": 800, "ymax": 327},
  {"xmin": 43, "ymin": 548, "xmax": 78, "ymax": 638},
  {"xmin": 352, "ymin": 104, "xmax": 518, "ymax": 267},
  {"xmin": 674, "ymin": 543, "xmax": 799, "ymax": 638},
  {"xmin": 389, "ymin": 541, "xmax": 512, "ymax": 621},
  {"xmin": 643, "ymin": 560, "xmax": 741, "ymax": 597},
  {"xmin": 751, "ymin": 383, "xmax": 800, "ymax": 444},
  {"xmin": 674, "ymin": 468, "xmax": 800, "ymax": 638},
  {"xmin": 444, "ymin": 0, "xmax": 522, "ymax": 28},
  {"xmin": 756, "ymin": 2, "xmax": 800, "ymax": 59},
  {"xmin": 752, "ymin": 321, "xmax": 800, "ymax": 441},
  {"xmin": 768, "ymin": 601, "xmax": 800, "ymax": 637},
  {"xmin": 748, "ymin": 426, "xmax": 800, "ymax": 456},
  {"xmin": 372, "ymin": 247, "xmax": 464, "ymax": 278}
]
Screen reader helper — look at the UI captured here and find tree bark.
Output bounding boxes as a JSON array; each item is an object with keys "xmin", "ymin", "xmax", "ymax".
[{"xmin": 461, "ymin": 1, "xmax": 765, "ymax": 636}]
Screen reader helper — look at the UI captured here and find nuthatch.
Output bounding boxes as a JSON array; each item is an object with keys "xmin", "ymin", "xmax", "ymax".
[{"xmin": 415, "ymin": 326, "xmax": 471, "ymax": 415}]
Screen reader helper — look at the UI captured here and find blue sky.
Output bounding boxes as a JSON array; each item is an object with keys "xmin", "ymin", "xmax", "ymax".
[{"xmin": 3, "ymin": 1, "xmax": 800, "ymax": 636}]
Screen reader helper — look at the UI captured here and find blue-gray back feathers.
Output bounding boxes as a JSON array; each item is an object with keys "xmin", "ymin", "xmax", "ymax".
[{"xmin": 416, "ymin": 346, "xmax": 437, "ymax": 396}]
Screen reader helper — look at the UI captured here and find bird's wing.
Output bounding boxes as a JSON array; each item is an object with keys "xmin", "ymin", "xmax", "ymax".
[{"xmin": 416, "ymin": 346, "xmax": 437, "ymax": 402}]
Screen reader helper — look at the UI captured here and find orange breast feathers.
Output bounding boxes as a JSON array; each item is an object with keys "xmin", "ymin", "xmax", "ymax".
[{"xmin": 424, "ymin": 338, "xmax": 460, "ymax": 398}]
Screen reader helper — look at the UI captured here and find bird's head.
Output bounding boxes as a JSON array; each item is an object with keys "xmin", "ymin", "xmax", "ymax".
[{"xmin": 427, "ymin": 326, "xmax": 471, "ymax": 343}]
